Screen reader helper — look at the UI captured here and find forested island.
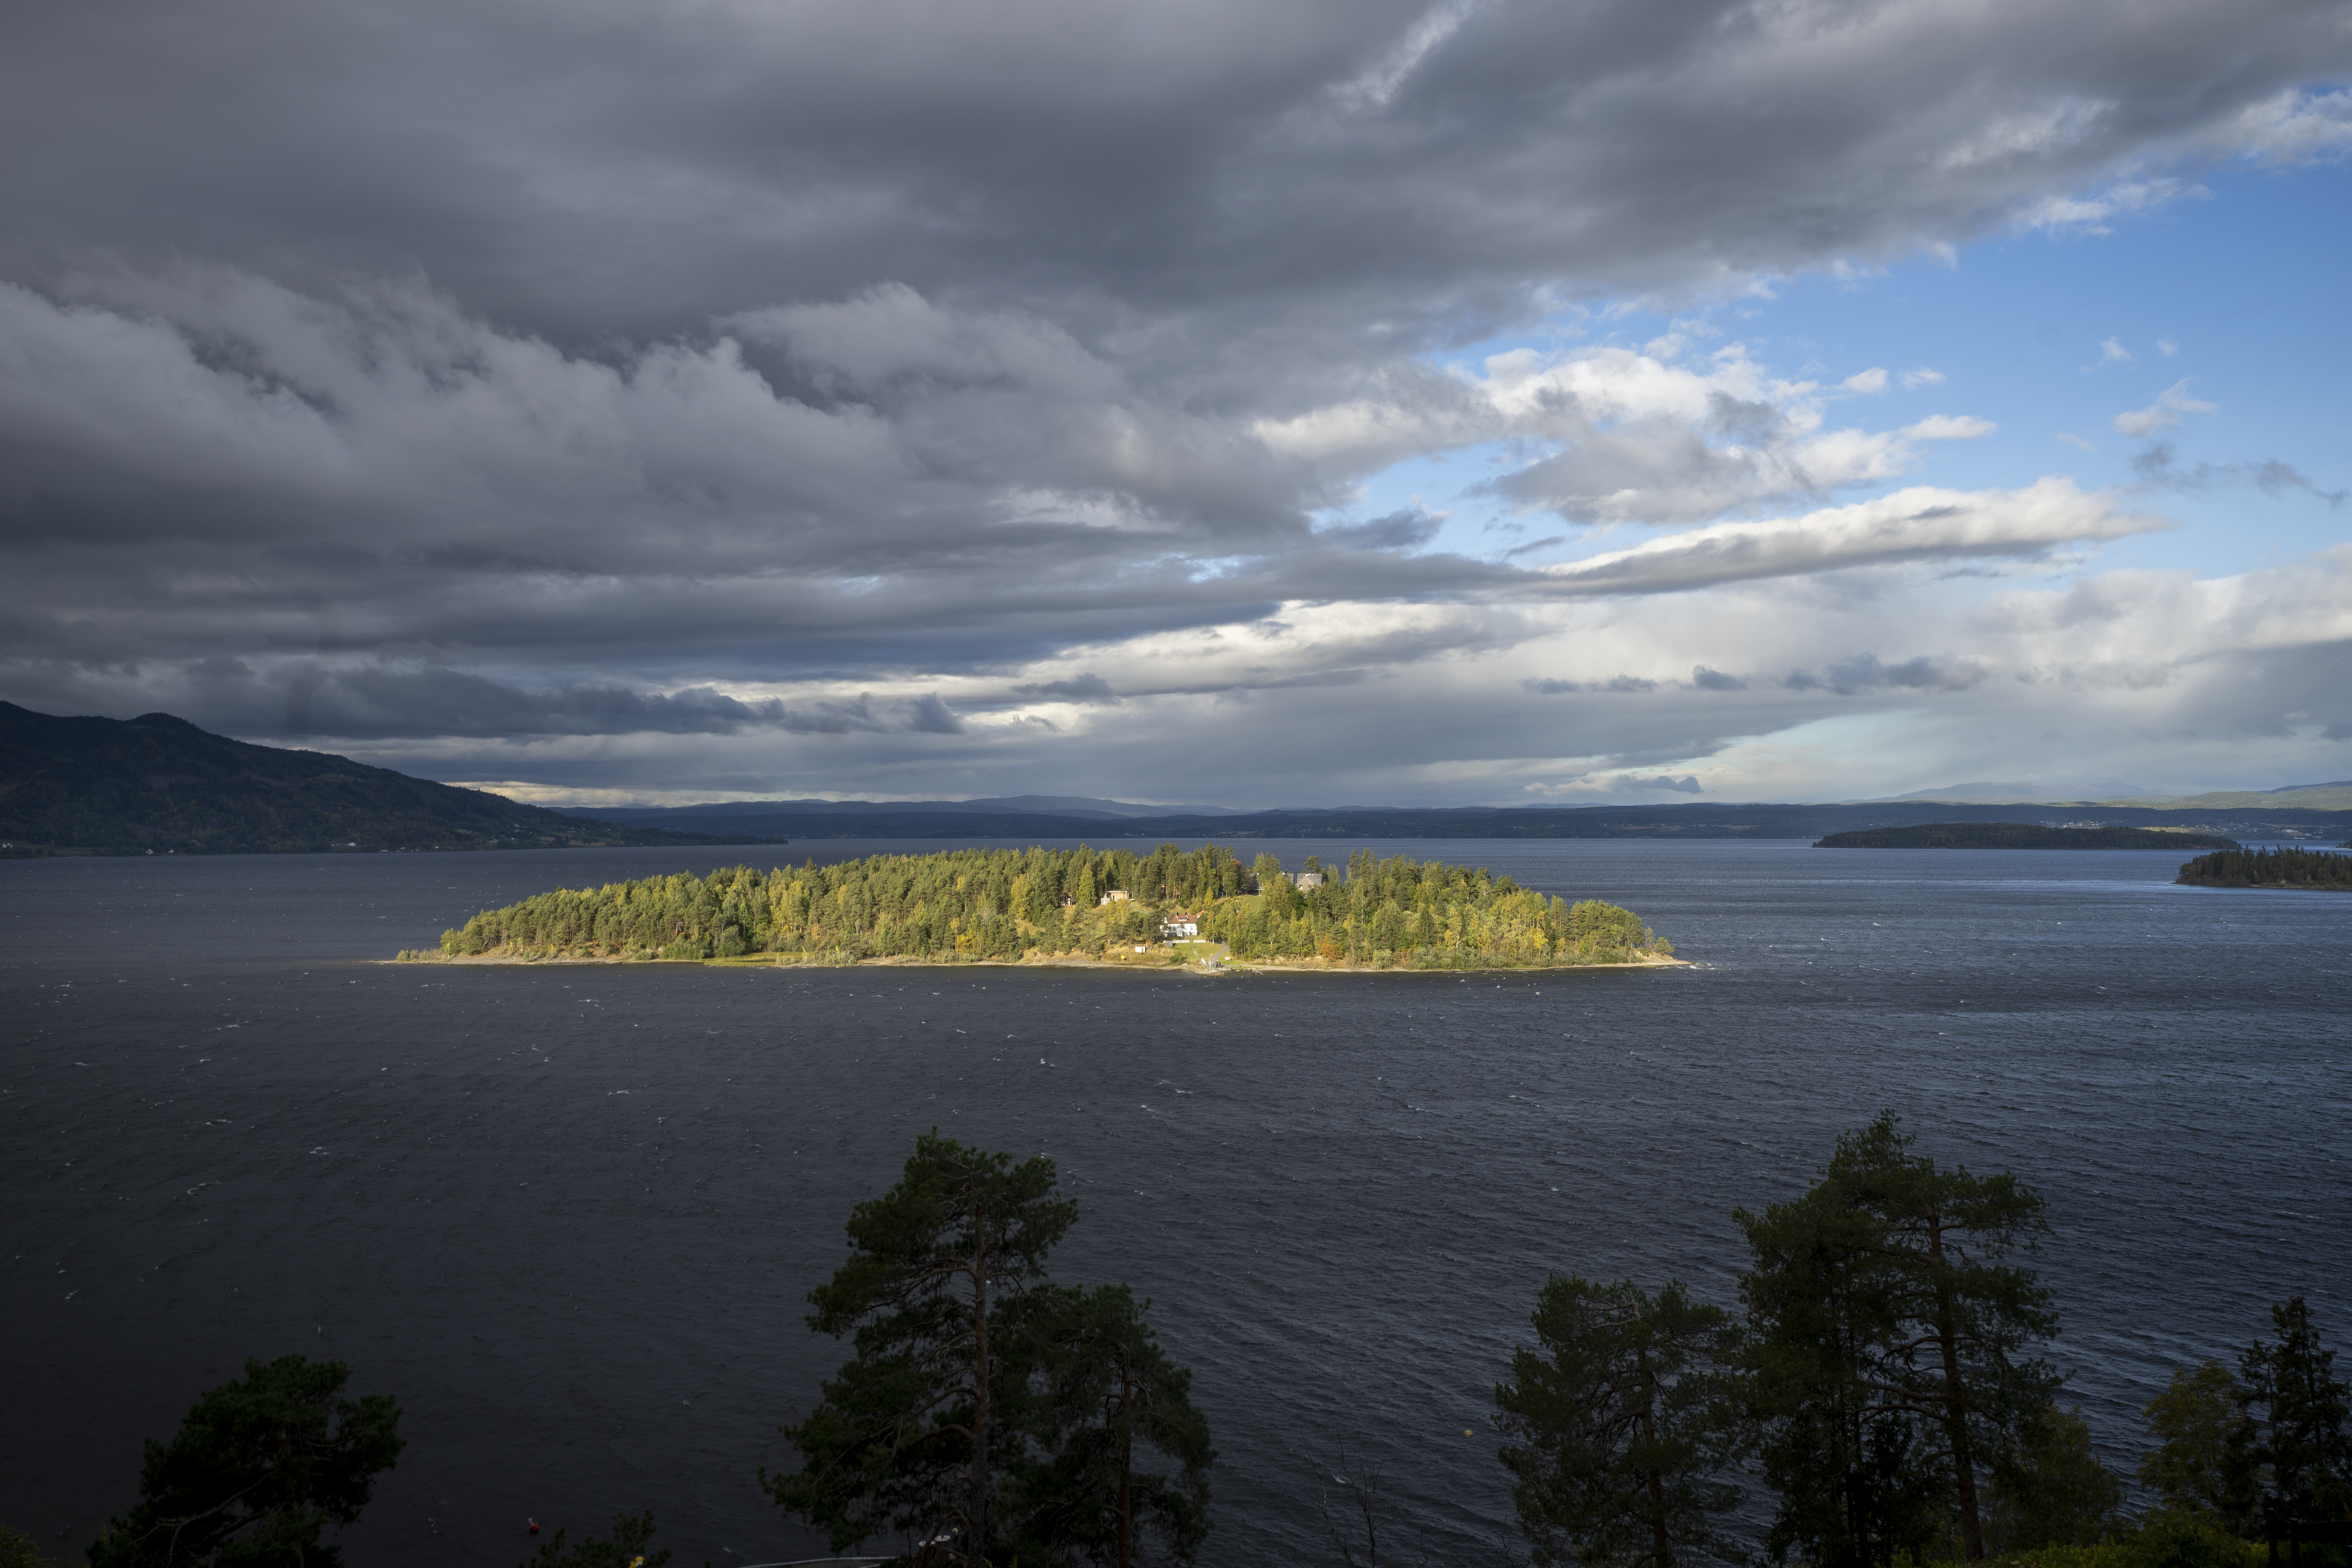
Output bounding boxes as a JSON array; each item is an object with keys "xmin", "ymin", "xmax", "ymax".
[
  {"xmin": 1816, "ymin": 823, "xmax": 2239, "ymax": 850},
  {"xmin": 2175, "ymin": 846, "xmax": 2352, "ymax": 888},
  {"xmin": 417, "ymin": 844, "xmax": 1677, "ymax": 970}
]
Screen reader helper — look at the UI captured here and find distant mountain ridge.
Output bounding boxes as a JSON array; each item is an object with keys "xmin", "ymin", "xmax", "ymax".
[
  {"xmin": 572, "ymin": 794, "xmax": 1245, "ymax": 821},
  {"xmin": 0, "ymin": 703, "xmax": 770, "ymax": 855},
  {"xmin": 1866, "ymin": 780, "xmax": 2352, "ymax": 810},
  {"xmin": 557, "ymin": 797, "xmax": 2352, "ymax": 844}
]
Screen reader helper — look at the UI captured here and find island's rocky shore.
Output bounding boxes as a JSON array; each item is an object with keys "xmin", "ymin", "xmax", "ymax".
[{"xmin": 384, "ymin": 948, "xmax": 1691, "ymax": 975}]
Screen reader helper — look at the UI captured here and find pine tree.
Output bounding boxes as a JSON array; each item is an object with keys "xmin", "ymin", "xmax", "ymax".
[
  {"xmin": 766, "ymin": 1133, "xmax": 1078, "ymax": 1566},
  {"xmin": 88, "ymin": 1356, "xmax": 403, "ymax": 1568},
  {"xmin": 1002, "ymin": 1285, "xmax": 1214, "ymax": 1568},
  {"xmin": 2240, "ymin": 1297, "xmax": 2352, "ymax": 1537},
  {"xmin": 1737, "ymin": 1115, "xmax": 2060, "ymax": 1566},
  {"xmin": 1497, "ymin": 1277, "xmax": 1743, "ymax": 1568}
]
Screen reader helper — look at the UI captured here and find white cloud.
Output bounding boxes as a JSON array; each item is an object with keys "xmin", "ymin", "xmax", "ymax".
[
  {"xmin": 1534, "ymin": 478, "xmax": 2156, "ymax": 598},
  {"xmin": 2100, "ymin": 337, "xmax": 2134, "ymax": 363},
  {"xmin": 1901, "ymin": 415, "xmax": 1996, "ymax": 441},
  {"xmin": 1259, "ymin": 341, "xmax": 2006, "ymax": 528},
  {"xmin": 2157, "ymin": 338, "xmax": 2179, "ymax": 356},
  {"xmin": 2114, "ymin": 378, "xmax": 2220, "ymax": 437},
  {"xmin": 1899, "ymin": 368, "xmax": 1947, "ymax": 389},
  {"xmin": 2220, "ymin": 86, "xmax": 2352, "ymax": 164},
  {"xmin": 2056, "ymin": 433, "xmax": 2097, "ymax": 452}
]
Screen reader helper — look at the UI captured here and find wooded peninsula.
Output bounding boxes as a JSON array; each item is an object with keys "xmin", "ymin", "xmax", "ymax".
[{"xmin": 415, "ymin": 844, "xmax": 1677, "ymax": 970}]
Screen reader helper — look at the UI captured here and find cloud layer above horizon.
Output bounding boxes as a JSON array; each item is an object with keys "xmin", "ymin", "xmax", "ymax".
[{"xmin": 3, "ymin": 0, "xmax": 2349, "ymax": 805}]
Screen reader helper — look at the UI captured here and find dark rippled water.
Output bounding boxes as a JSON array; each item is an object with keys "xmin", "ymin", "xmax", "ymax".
[{"xmin": 5, "ymin": 839, "xmax": 2348, "ymax": 1567}]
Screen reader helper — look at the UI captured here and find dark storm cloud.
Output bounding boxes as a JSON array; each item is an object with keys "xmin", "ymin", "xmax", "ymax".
[
  {"xmin": 1784, "ymin": 654, "xmax": 1987, "ymax": 696},
  {"xmin": 1011, "ymin": 674, "xmax": 1122, "ymax": 704},
  {"xmin": 6, "ymin": 0, "xmax": 2340, "ymax": 350},
  {"xmin": 1, "ymin": 0, "xmax": 2347, "ymax": 790}
]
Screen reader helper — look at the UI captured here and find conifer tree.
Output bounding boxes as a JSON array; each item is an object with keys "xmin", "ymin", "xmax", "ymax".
[
  {"xmin": 2239, "ymin": 1297, "xmax": 2352, "ymax": 1538},
  {"xmin": 1002, "ymin": 1285, "xmax": 1214, "ymax": 1568},
  {"xmin": 2139, "ymin": 1360, "xmax": 2259, "ymax": 1534},
  {"xmin": 1736, "ymin": 1114, "xmax": 2060, "ymax": 1566},
  {"xmin": 766, "ymin": 1133, "xmax": 1078, "ymax": 1567},
  {"xmin": 88, "ymin": 1356, "xmax": 403, "ymax": 1568},
  {"xmin": 1496, "ymin": 1277, "xmax": 1743, "ymax": 1568}
]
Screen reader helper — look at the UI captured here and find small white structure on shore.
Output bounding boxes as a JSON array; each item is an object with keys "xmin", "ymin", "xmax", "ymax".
[{"xmin": 1160, "ymin": 913, "xmax": 1199, "ymax": 937}]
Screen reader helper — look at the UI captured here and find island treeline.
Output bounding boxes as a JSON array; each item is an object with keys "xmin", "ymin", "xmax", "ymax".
[
  {"xmin": 2176, "ymin": 846, "xmax": 2352, "ymax": 888},
  {"xmin": 429, "ymin": 844, "xmax": 1673, "ymax": 968}
]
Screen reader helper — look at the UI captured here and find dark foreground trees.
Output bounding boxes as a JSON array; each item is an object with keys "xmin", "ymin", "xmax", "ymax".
[
  {"xmin": 2239, "ymin": 1297, "xmax": 2352, "ymax": 1542},
  {"xmin": 768, "ymin": 1132, "xmax": 1213, "ymax": 1568},
  {"xmin": 1737, "ymin": 1113, "xmax": 2061, "ymax": 1566},
  {"xmin": 1003, "ymin": 1285, "xmax": 1215, "ymax": 1567},
  {"xmin": 518, "ymin": 1510, "xmax": 671, "ymax": 1568},
  {"xmin": 87, "ymin": 1356, "xmax": 403, "ymax": 1568},
  {"xmin": 1494, "ymin": 1277, "xmax": 1742, "ymax": 1568}
]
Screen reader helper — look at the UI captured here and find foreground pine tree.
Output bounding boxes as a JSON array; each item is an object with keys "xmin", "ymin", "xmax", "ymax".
[
  {"xmin": 88, "ymin": 1356, "xmax": 403, "ymax": 1568},
  {"xmin": 1001, "ymin": 1284, "xmax": 1214, "ymax": 1568},
  {"xmin": 768, "ymin": 1133, "xmax": 1213, "ymax": 1567},
  {"xmin": 1494, "ymin": 1276, "xmax": 1743, "ymax": 1568},
  {"xmin": 1736, "ymin": 1113, "xmax": 2062, "ymax": 1566},
  {"xmin": 2239, "ymin": 1297, "xmax": 2352, "ymax": 1540}
]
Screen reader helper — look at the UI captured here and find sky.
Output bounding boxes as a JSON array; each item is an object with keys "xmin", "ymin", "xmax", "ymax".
[{"xmin": 3, "ymin": 0, "xmax": 2349, "ymax": 809}]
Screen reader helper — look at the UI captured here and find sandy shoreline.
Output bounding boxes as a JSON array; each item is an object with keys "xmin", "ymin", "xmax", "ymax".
[{"xmin": 380, "ymin": 950, "xmax": 1689, "ymax": 975}]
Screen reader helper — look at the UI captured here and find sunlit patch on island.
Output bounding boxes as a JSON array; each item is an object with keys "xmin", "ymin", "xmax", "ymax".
[{"xmin": 396, "ymin": 844, "xmax": 1681, "ymax": 971}]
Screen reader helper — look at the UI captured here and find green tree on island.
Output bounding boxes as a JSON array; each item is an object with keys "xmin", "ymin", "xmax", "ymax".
[
  {"xmin": 88, "ymin": 1355, "xmax": 403, "ymax": 1568},
  {"xmin": 430, "ymin": 845, "xmax": 1670, "ymax": 970},
  {"xmin": 1494, "ymin": 1276, "xmax": 1744, "ymax": 1568},
  {"xmin": 1736, "ymin": 1114, "xmax": 2062, "ymax": 1567}
]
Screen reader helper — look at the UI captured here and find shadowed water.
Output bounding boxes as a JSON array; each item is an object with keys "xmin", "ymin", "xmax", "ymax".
[{"xmin": 4, "ymin": 839, "xmax": 2347, "ymax": 1566}]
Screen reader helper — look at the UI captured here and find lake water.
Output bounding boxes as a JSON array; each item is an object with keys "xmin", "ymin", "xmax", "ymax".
[{"xmin": 4, "ymin": 839, "xmax": 2348, "ymax": 1567}]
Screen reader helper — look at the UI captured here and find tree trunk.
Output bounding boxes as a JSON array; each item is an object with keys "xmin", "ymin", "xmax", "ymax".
[
  {"xmin": 1117, "ymin": 1351, "xmax": 1136, "ymax": 1568},
  {"xmin": 1636, "ymin": 1344, "xmax": 1674, "ymax": 1568},
  {"xmin": 970, "ymin": 1212, "xmax": 990, "ymax": 1568},
  {"xmin": 1927, "ymin": 1212, "xmax": 1984, "ymax": 1559}
]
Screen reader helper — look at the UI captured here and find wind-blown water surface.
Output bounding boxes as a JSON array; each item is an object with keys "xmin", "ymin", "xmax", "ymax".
[{"xmin": 4, "ymin": 840, "xmax": 2346, "ymax": 1566}]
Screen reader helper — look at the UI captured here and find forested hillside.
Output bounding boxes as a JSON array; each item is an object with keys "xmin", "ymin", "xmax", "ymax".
[
  {"xmin": 0, "ymin": 702, "xmax": 757, "ymax": 855},
  {"xmin": 2175, "ymin": 845, "xmax": 2352, "ymax": 887},
  {"xmin": 431, "ymin": 844, "xmax": 1673, "ymax": 968}
]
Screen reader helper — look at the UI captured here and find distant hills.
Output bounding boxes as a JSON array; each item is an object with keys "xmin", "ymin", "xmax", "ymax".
[
  {"xmin": 1815, "ymin": 824, "xmax": 2240, "ymax": 851},
  {"xmin": 0, "ymin": 703, "xmax": 773, "ymax": 856},
  {"xmin": 7, "ymin": 699, "xmax": 2345, "ymax": 856},
  {"xmin": 1868, "ymin": 780, "xmax": 2352, "ymax": 811},
  {"xmin": 572, "ymin": 793, "xmax": 1244, "ymax": 823},
  {"xmin": 558, "ymin": 797, "xmax": 2351, "ymax": 844}
]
